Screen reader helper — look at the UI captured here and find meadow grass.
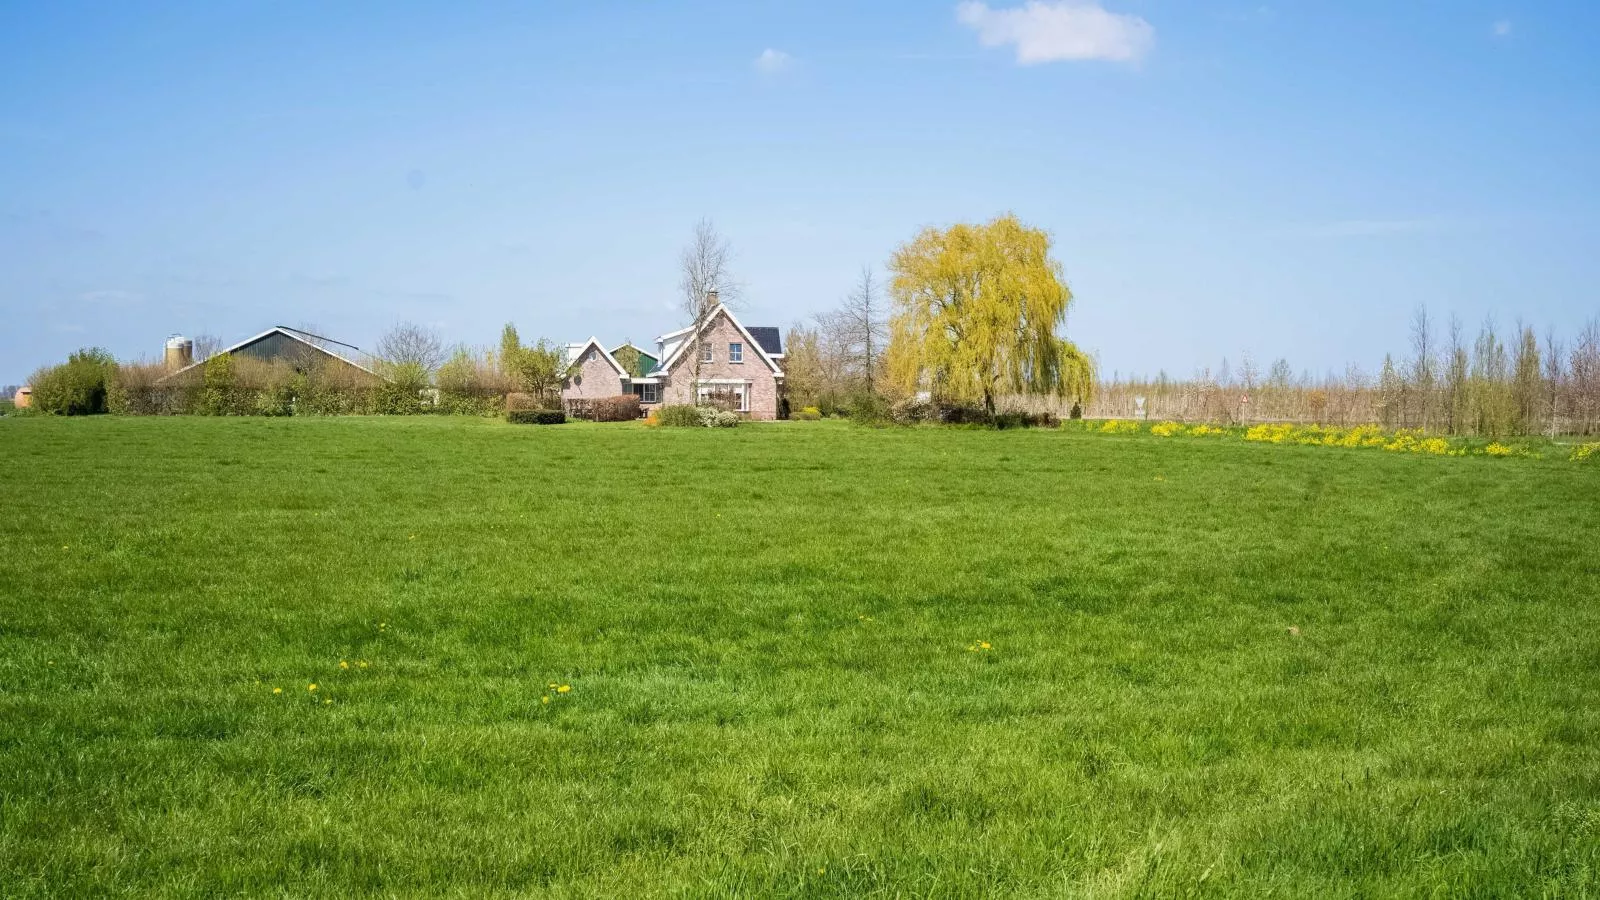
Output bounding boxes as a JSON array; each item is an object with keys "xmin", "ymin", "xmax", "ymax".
[{"xmin": 2, "ymin": 416, "xmax": 1598, "ymax": 898}]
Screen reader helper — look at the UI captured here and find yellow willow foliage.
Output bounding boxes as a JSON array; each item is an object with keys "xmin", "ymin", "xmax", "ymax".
[{"xmin": 886, "ymin": 214, "xmax": 1092, "ymax": 411}]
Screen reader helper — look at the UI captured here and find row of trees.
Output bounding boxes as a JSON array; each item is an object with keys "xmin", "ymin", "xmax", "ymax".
[{"xmin": 1087, "ymin": 312, "xmax": 1600, "ymax": 436}]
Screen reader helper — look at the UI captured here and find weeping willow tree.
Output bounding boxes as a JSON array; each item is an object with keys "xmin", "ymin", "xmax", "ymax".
[{"xmin": 885, "ymin": 214, "xmax": 1093, "ymax": 414}]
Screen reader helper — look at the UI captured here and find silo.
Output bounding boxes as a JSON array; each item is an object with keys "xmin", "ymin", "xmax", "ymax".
[{"xmin": 165, "ymin": 335, "xmax": 194, "ymax": 370}]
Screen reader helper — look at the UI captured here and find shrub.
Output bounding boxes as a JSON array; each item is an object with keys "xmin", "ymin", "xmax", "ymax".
[
  {"xmin": 29, "ymin": 348, "xmax": 116, "ymax": 415},
  {"xmin": 795, "ymin": 405, "xmax": 823, "ymax": 421},
  {"xmin": 507, "ymin": 409, "xmax": 566, "ymax": 425},
  {"xmin": 815, "ymin": 392, "xmax": 849, "ymax": 419},
  {"xmin": 992, "ymin": 411, "xmax": 1056, "ymax": 429},
  {"xmin": 890, "ymin": 398, "xmax": 934, "ymax": 425},
  {"xmin": 847, "ymin": 393, "xmax": 891, "ymax": 424},
  {"xmin": 1098, "ymin": 419, "xmax": 1141, "ymax": 435},
  {"xmin": 1572, "ymin": 442, "xmax": 1600, "ymax": 463},
  {"xmin": 937, "ymin": 404, "xmax": 992, "ymax": 426},
  {"xmin": 657, "ymin": 405, "xmax": 702, "ymax": 427},
  {"xmin": 697, "ymin": 406, "xmax": 740, "ymax": 428},
  {"xmin": 591, "ymin": 395, "xmax": 642, "ymax": 422}
]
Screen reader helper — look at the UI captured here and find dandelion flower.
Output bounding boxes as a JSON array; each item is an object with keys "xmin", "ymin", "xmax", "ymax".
[
  {"xmin": 324, "ymin": 698, "xmax": 333, "ymax": 705},
  {"xmin": 541, "ymin": 695, "xmax": 550, "ymax": 705},
  {"xmin": 339, "ymin": 660, "xmax": 350, "ymax": 670},
  {"xmin": 358, "ymin": 661, "xmax": 369, "ymax": 669},
  {"xmin": 557, "ymin": 684, "xmax": 571, "ymax": 694},
  {"xmin": 272, "ymin": 687, "xmax": 282, "ymax": 695},
  {"xmin": 308, "ymin": 683, "xmax": 318, "ymax": 692}
]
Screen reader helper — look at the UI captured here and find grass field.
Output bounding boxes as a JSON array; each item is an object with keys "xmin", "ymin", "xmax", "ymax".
[{"xmin": 2, "ymin": 416, "xmax": 1598, "ymax": 897}]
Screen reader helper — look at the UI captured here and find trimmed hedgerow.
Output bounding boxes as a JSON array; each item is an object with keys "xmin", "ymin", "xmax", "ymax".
[{"xmin": 507, "ymin": 409, "xmax": 566, "ymax": 425}]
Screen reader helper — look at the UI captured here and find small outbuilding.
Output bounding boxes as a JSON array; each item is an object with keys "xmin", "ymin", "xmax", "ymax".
[{"xmin": 12, "ymin": 386, "xmax": 31, "ymax": 409}]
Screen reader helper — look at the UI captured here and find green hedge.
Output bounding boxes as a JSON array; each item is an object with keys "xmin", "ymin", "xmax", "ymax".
[{"xmin": 507, "ymin": 409, "xmax": 566, "ymax": 425}]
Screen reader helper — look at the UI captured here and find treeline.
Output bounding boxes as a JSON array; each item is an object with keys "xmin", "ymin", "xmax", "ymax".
[
  {"xmin": 21, "ymin": 322, "xmax": 573, "ymax": 417},
  {"xmin": 1078, "ymin": 312, "xmax": 1600, "ymax": 437}
]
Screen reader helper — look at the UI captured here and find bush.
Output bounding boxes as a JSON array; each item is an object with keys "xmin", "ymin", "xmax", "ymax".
[
  {"xmin": 591, "ymin": 395, "xmax": 641, "ymax": 422},
  {"xmin": 937, "ymin": 404, "xmax": 992, "ymax": 426},
  {"xmin": 993, "ymin": 410, "xmax": 1059, "ymax": 430},
  {"xmin": 657, "ymin": 405, "xmax": 702, "ymax": 427},
  {"xmin": 697, "ymin": 407, "xmax": 740, "ymax": 428},
  {"xmin": 815, "ymin": 392, "xmax": 849, "ymax": 419},
  {"xmin": 846, "ymin": 393, "xmax": 891, "ymax": 424},
  {"xmin": 890, "ymin": 398, "xmax": 934, "ymax": 425},
  {"xmin": 507, "ymin": 409, "xmax": 566, "ymax": 425},
  {"xmin": 29, "ymin": 349, "xmax": 116, "ymax": 415},
  {"xmin": 794, "ymin": 406, "xmax": 822, "ymax": 421}
]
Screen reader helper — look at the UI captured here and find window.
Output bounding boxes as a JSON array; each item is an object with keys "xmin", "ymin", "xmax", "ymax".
[
  {"xmin": 698, "ymin": 384, "xmax": 748, "ymax": 412},
  {"xmin": 729, "ymin": 342, "xmax": 743, "ymax": 363},
  {"xmin": 641, "ymin": 383, "xmax": 660, "ymax": 403},
  {"xmin": 699, "ymin": 341, "xmax": 713, "ymax": 363}
]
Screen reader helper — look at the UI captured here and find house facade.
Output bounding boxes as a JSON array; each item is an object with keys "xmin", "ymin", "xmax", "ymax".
[{"xmin": 561, "ymin": 301, "xmax": 786, "ymax": 419}]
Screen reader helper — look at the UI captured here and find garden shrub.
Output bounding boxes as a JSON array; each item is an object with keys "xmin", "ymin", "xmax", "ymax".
[
  {"xmin": 937, "ymin": 404, "xmax": 992, "ymax": 426},
  {"xmin": 815, "ymin": 392, "xmax": 849, "ymax": 418},
  {"xmin": 992, "ymin": 410, "xmax": 1057, "ymax": 429},
  {"xmin": 847, "ymin": 393, "xmax": 891, "ymax": 424},
  {"xmin": 29, "ymin": 348, "xmax": 116, "ymax": 415},
  {"xmin": 697, "ymin": 407, "xmax": 740, "ymax": 428},
  {"xmin": 507, "ymin": 409, "xmax": 566, "ymax": 425},
  {"xmin": 890, "ymin": 398, "xmax": 934, "ymax": 425},
  {"xmin": 656, "ymin": 405, "xmax": 702, "ymax": 427},
  {"xmin": 591, "ymin": 395, "xmax": 641, "ymax": 422},
  {"xmin": 794, "ymin": 406, "xmax": 823, "ymax": 421}
]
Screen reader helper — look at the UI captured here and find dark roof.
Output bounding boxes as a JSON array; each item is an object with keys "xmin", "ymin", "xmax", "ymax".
[{"xmin": 746, "ymin": 326, "xmax": 783, "ymax": 357}]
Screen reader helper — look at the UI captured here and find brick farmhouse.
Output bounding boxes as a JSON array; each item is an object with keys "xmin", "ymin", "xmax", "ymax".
[{"xmin": 561, "ymin": 300, "xmax": 786, "ymax": 420}]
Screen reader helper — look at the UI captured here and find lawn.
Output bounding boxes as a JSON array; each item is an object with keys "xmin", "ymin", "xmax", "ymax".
[{"xmin": 2, "ymin": 416, "xmax": 1598, "ymax": 898}]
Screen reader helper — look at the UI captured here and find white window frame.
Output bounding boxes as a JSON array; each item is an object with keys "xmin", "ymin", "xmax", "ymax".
[
  {"xmin": 697, "ymin": 384, "xmax": 748, "ymax": 413},
  {"xmin": 699, "ymin": 341, "xmax": 713, "ymax": 363},
  {"xmin": 729, "ymin": 342, "xmax": 743, "ymax": 363}
]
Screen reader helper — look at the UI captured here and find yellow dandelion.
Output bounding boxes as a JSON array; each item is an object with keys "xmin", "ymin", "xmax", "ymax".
[
  {"xmin": 548, "ymin": 683, "xmax": 558, "ymax": 689},
  {"xmin": 541, "ymin": 695, "xmax": 550, "ymax": 705},
  {"xmin": 339, "ymin": 660, "xmax": 350, "ymax": 670},
  {"xmin": 272, "ymin": 687, "xmax": 282, "ymax": 695},
  {"xmin": 358, "ymin": 660, "xmax": 369, "ymax": 669},
  {"xmin": 979, "ymin": 641, "xmax": 992, "ymax": 650},
  {"xmin": 324, "ymin": 698, "xmax": 333, "ymax": 705},
  {"xmin": 557, "ymin": 684, "xmax": 571, "ymax": 694},
  {"xmin": 308, "ymin": 683, "xmax": 318, "ymax": 692}
]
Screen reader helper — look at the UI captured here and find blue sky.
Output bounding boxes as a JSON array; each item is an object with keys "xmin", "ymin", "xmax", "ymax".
[{"xmin": 3, "ymin": 1, "xmax": 1597, "ymax": 384}]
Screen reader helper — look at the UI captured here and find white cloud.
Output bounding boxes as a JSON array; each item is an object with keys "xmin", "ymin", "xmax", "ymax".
[
  {"xmin": 1492, "ymin": 19, "xmax": 1512, "ymax": 37},
  {"xmin": 956, "ymin": 1, "xmax": 1154, "ymax": 65},
  {"xmin": 754, "ymin": 48, "xmax": 793, "ymax": 74}
]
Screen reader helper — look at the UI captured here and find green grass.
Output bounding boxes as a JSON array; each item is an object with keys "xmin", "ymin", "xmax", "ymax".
[{"xmin": 2, "ymin": 416, "xmax": 1598, "ymax": 898}]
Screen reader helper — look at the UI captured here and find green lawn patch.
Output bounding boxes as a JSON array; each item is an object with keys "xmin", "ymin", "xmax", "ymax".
[{"xmin": 2, "ymin": 416, "xmax": 1597, "ymax": 897}]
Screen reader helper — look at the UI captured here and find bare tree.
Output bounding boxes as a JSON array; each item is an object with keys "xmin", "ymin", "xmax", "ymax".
[
  {"xmin": 192, "ymin": 334, "xmax": 224, "ymax": 362},
  {"xmin": 378, "ymin": 321, "xmax": 445, "ymax": 376},
  {"xmin": 1443, "ymin": 315, "xmax": 1469, "ymax": 434},
  {"xmin": 1409, "ymin": 305, "xmax": 1436, "ymax": 431},
  {"xmin": 677, "ymin": 218, "xmax": 738, "ymax": 327},
  {"xmin": 1572, "ymin": 318, "xmax": 1600, "ymax": 435},
  {"xmin": 820, "ymin": 266, "xmax": 889, "ymax": 396},
  {"xmin": 1543, "ymin": 327, "xmax": 1566, "ymax": 438},
  {"xmin": 676, "ymin": 219, "xmax": 741, "ymax": 408}
]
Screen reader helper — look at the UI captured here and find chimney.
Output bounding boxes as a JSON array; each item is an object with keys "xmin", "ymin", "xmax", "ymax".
[
  {"xmin": 705, "ymin": 289, "xmax": 719, "ymax": 308},
  {"xmin": 165, "ymin": 334, "xmax": 194, "ymax": 371}
]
